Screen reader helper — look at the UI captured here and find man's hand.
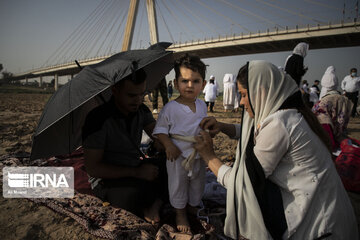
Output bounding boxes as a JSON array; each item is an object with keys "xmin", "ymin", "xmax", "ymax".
[
  {"xmin": 137, "ymin": 163, "xmax": 159, "ymax": 181},
  {"xmin": 199, "ymin": 116, "xmax": 221, "ymax": 137}
]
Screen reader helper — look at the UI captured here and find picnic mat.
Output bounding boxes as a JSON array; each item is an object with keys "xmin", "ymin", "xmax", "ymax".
[{"xmin": 0, "ymin": 150, "xmax": 228, "ymax": 240}]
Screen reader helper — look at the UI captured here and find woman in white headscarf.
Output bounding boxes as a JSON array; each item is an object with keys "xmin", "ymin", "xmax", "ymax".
[
  {"xmin": 284, "ymin": 42, "xmax": 309, "ymax": 86},
  {"xmin": 195, "ymin": 61, "xmax": 357, "ymax": 239},
  {"xmin": 313, "ymin": 66, "xmax": 353, "ymax": 151},
  {"xmin": 319, "ymin": 66, "xmax": 338, "ymax": 99}
]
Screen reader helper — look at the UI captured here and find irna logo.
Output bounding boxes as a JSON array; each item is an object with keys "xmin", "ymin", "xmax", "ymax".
[
  {"xmin": 3, "ymin": 167, "xmax": 74, "ymax": 198},
  {"xmin": 7, "ymin": 172, "xmax": 69, "ymax": 188}
]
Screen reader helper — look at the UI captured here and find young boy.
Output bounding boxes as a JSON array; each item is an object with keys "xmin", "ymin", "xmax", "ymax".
[{"xmin": 153, "ymin": 54, "xmax": 207, "ymax": 233}]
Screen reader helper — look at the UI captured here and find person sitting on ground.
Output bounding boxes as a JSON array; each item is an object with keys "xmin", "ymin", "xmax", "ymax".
[
  {"xmin": 82, "ymin": 68, "xmax": 167, "ymax": 224},
  {"xmin": 313, "ymin": 66, "xmax": 353, "ymax": 152},
  {"xmin": 153, "ymin": 54, "xmax": 207, "ymax": 233},
  {"xmin": 194, "ymin": 60, "xmax": 358, "ymax": 240}
]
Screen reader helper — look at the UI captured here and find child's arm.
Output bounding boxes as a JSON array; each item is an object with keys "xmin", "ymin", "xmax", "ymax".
[{"xmin": 155, "ymin": 133, "xmax": 181, "ymax": 161}]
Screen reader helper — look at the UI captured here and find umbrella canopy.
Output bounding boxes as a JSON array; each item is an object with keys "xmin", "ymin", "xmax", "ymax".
[{"xmin": 30, "ymin": 43, "xmax": 174, "ymax": 160}]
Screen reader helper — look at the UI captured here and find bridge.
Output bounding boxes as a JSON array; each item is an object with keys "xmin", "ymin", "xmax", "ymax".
[{"xmin": 8, "ymin": 0, "xmax": 360, "ymax": 89}]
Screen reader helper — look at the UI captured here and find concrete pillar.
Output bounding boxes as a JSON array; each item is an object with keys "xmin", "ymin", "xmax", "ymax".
[
  {"xmin": 39, "ymin": 76, "xmax": 43, "ymax": 88},
  {"xmin": 146, "ymin": 0, "xmax": 158, "ymax": 44},
  {"xmin": 121, "ymin": 0, "xmax": 139, "ymax": 51},
  {"xmin": 54, "ymin": 74, "xmax": 58, "ymax": 91}
]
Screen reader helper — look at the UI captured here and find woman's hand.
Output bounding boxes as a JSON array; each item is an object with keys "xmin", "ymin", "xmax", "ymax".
[
  {"xmin": 194, "ymin": 130, "xmax": 217, "ymax": 164},
  {"xmin": 199, "ymin": 116, "xmax": 221, "ymax": 137}
]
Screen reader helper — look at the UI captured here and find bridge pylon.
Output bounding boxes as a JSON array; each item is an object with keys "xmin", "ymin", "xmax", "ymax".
[{"xmin": 122, "ymin": 0, "xmax": 159, "ymax": 51}]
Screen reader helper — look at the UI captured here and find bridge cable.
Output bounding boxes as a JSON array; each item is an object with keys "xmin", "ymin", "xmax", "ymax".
[
  {"xmin": 41, "ymin": 0, "xmax": 107, "ymax": 67},
  {"xmin": 303, "ymin": 0, "xmax": 341, "ymax": 11},
  {"xmin": 85, "ymin": 1, "xmax": 120, "ymax": 58},
  {"xmin": 174, "ymin": 0, "xmax": 220, "ymax": 37},
  {"xmin": 278, "ymin": 0, "xmax": 328, "ymax": 24},
  {"xmin": 195, "ymin": 0, "xmax": 251, "ymax": 33},
  {"xmin": 217, "ymin": 0, "xmax": 284, "ymax": 29},
  {"xmin": 107, "ymin": 3, "xmax": 128, "ymax": 53},
  {"xmin": 167, "ymin": 0, "xmax": 207, "ymax": 38},
  {"xmin": 160, "ymin": 0, "xmax": 194, "ymax": 42},
  {"xmin": 155, "ymin": 2, "xmax": 175, "ymax": 43},
  {"xmin": 235, "ymin": 0, "xmax": 298, "ymax": 29},
  {"xmin": 254, "ymin": 0, "xmax": 325, "ymax": 24},
  {"xmin": 95, "ymin": 1, "xmax": 123, "ymax": 56},
  {"xmin": 57, "ymin": 0, "xmax": 111, "ymax": 64},
  {"xmin": 79, "ymin": 0, "xmax": 116, "ymax": 60},
  {"xmin": 70, "ymin": 0, "xmax": 117, "ymax": 61}
]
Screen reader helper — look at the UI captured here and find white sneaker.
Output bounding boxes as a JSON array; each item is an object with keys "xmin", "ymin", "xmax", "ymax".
[{"xmin": 152, "ymin": 109, "xmax": 158, "ymax": 114}]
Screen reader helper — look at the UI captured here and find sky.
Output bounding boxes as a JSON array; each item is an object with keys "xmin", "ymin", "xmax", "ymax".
[{"xmin": 0, "ymin": 0, "xmax": 360, "ymax": 90}]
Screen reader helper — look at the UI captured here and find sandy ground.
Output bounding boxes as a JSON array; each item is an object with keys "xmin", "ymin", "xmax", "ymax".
[{"xmin": 0, "ymin": 92, "xmax": 359, "ymax": 239}]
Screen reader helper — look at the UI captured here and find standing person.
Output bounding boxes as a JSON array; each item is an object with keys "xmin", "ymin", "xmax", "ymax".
[
  {"xmin": 301, "ymin": 80, "xmax": 311, "ymax": 107},
  {"xmin": 194, "ymin": 61, "xmax": 357, "ymax": 239},
  {"xmin": 309, "ymin": 86, "xmax": 319, "ymax": 108},
  {"xmin": 320, "ymin": 66, "xmax": 338, "ymax": 99},
  {"xmin": 341, "ymin": 68, "xmax": 360, "ymax": 117},
  {"xmin": 82, "ymin": 68, "xmax": 167, "ymax": 224},
  {"xmin": 223, "ymin": 73, "xmax": 236, "ymax": 112},
  {"xmin": 167, "ymin": 80, "xmax": 173, "ymax": 99},
  {"xmin": 203, "ymin": 75, "xmax": 218, "ymax": 112},
  {"xmin": 312, "ymin": 79, "xmax": 320, "ymax": 97},
  {"xmin": 152, "ymin": 77, "xmax": 169, "ymax": 114},
  {"xmin": 313, "ymin": 69, "xmax": 353, "ymax": 151},
  {"xmin": 153, "ymin": 54, "xmax": 207, "ymax": 233},
  {"xmin": 284, "ymin": 42, "xmax": 309, "ymax": 86}
]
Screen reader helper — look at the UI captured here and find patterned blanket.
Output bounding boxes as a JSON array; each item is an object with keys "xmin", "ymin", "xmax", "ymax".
[{"xmin": 0, "ymin": 151, "xmax": 227, "ymax": 239}]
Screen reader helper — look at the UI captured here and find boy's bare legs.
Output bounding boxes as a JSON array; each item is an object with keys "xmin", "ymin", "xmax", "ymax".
[
  {"xmin": 186, "ymin": 204, "xmax": 199, "ymax": 216},
  {"xmin": 144, "ymin": 198, "xmax": 162, "ymax": 224},
  {"xmin": 176, "ymin": 207, "xmax": 191, "ymax": 233}
]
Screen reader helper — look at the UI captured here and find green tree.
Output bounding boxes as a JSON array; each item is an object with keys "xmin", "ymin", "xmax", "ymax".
[{"xmin": 1, "ymin": 71, "xmax": 14, "ymax": 84}]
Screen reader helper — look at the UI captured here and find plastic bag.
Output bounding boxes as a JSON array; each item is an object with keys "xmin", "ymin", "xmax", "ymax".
[{"xmin": 335, "ymin": 138, "xmax": 360, "ymax": 193}]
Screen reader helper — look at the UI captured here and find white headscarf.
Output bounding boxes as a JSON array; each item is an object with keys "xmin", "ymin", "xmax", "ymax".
[
  {"xmin": 223, "ymin": 73, "xmax": 234, "ymax": 84},
  {"xmin": 292, "ymin": 42, "xmax": 309, "ymax": 57},
  {"xmin": 224, "ymin": 61, "xmax": 299, "ymax": 239},
  {"xmin": 284, "ymin": 42, "xmax": 309, "ymax": 67},
  {"xmin": 320, "ymin": 66, "xmax": 338, "ymax": 99}
]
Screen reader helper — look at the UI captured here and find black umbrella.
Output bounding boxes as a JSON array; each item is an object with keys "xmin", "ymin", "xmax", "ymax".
[{"xmin": 30, "ymin": 43, "xmax": 174, "ymax": 160}]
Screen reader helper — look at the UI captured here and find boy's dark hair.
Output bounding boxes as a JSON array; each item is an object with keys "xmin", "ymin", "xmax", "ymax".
[
  {"xmin": 314, "ymin": 80, "xmax": 320, "ymax": 83},
  {"xmin": 351, "ymin": 68, "xmax": 357, "ymax": 72},
  {"xmin": 174, "ymin": 54, "xmax": 206, "ymax": 81}
]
